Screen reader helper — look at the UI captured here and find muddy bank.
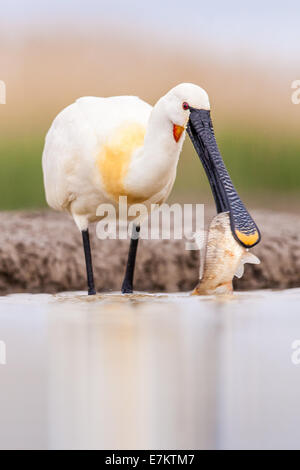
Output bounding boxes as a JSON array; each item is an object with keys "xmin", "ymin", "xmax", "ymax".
[{"xmin": 0, "ymin": 209, "xmax": 299, "ymax": 295}]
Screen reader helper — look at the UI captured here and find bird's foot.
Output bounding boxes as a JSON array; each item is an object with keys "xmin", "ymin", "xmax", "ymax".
[{"xmin": 121, "ymin": 282, "xmax": 133, "ymax": 294}]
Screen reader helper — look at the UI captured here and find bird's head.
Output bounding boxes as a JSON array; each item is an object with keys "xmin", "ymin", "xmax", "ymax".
[
  {"xmin": 162, "ymin": 83, "xmax": 210, "ymax": 135},
  {"xmin": 159, "ymin": 83, "xmax": 261, "ymax": 248}
]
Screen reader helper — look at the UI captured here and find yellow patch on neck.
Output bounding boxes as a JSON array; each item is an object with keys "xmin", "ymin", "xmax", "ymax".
[{"xmin": 97, "ymin": 123, "xmax": 146, "ymax": 201}]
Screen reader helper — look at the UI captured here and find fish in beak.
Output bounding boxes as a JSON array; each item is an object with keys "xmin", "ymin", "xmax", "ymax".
[
  {"xmin": 193, "ymin": 212, "xmax": 260, "ymax": 295},
  {"xmin": 187, "ymin": 107, "xmax": 261, "ymax": 248}
]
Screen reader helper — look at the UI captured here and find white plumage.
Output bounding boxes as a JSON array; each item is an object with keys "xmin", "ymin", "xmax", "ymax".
[
  {"xmin": 42, "ymin": 83, "xmax": 210, "ymax": 231},
  {"xmin": 42, "ymin": 83, "xmax": 210, "ymax": 294}
]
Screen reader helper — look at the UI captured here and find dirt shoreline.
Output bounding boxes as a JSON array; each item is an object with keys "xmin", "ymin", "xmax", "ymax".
[{"xmin": 0, "ymin": 209, "xmax": 299, "ymax": 295}]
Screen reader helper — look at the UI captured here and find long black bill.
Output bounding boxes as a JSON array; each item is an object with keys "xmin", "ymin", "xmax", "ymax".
[{"xmin": 187, "ymin": 108, "xmax": 261, "ymax": 248}]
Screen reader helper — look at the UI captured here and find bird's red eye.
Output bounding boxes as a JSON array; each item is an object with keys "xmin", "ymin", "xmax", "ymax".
[{"xmin": 182, "ymin": 102, "xmax": 189, "ymax": 110}]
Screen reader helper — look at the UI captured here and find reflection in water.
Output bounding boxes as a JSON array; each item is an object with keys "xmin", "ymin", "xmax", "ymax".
[
  {"xmin": 0, "ymin": 290, "xmax": 300, "ymax": 449},
  {"xmin": 48, "ymin": 294, "xmax": 218, "ymax": 449}
]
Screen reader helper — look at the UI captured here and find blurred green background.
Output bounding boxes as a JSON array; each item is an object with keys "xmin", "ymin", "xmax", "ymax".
[{"xmin": 0, "ymin": 1, "xmax": 299, "ymax": 212}]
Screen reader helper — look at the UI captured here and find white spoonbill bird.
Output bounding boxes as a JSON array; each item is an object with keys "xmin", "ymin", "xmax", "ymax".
[{"xmin": 42, "ymin": 83, "xmax": 260, "ymax": 295}]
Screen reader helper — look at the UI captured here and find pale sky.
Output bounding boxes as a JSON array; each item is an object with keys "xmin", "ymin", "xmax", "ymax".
[{"xmin": 1, "ymin": 0, "xmax": 300, "ymax": 65}]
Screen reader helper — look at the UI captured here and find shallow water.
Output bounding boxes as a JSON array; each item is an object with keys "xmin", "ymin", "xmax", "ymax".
[{"xmin": 0, "ymin": 289, "xmax": 300, "ymax": 450}]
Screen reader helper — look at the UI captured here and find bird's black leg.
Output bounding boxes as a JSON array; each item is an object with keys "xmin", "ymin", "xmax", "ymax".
[
  {"xmin": 121, "ymin": 224, "xmax": 140, "ymax": 294},
  {"xmin": 82, "ymin": 229, "xmax": 96, "ymax": 295}
]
